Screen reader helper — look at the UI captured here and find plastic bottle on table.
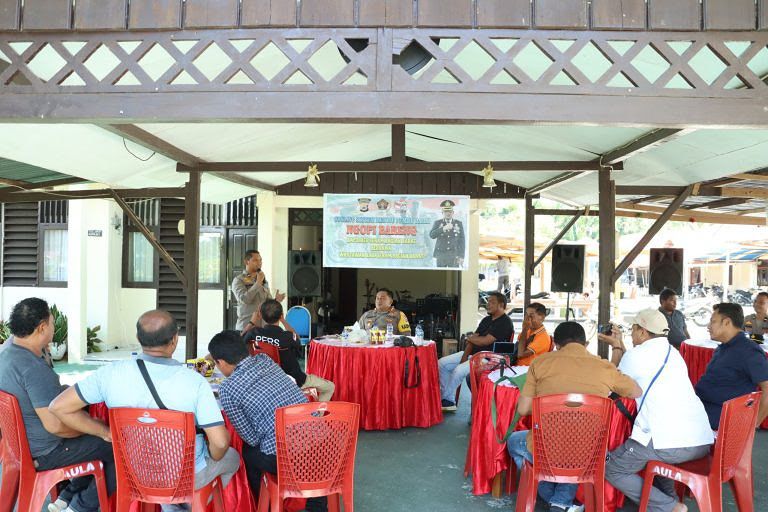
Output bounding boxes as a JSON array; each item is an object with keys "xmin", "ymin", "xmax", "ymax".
[
  {"xmin": 386, "ymin": 322, "xmax": 394, "ymax": 343},
  {"xmin": 415, "ymin": 321, "xmax": 424, "ymax": 343}
]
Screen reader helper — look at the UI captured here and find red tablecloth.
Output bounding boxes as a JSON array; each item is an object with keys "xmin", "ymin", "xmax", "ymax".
[
  {"xmin": 679, "ymin": 341, "xmax": 768, "ymax": 429},
  {"xmin": 307, "ymin": 340, "xmax": 443, "ymax": 430},
  {"xmin": 466, "ymin": 374, "xmax": 636, "ymax": 512},
  {"xmin": 90, "ymin": 403, "xmax": 257, "ymax": 512}
]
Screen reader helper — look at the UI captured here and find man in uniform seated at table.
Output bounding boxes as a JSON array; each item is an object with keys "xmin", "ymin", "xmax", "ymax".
[
  {"xmin": 744, "ymin": 291, "xmax": 768, "ymax": 339},
  {"xmin": 695, "ymin": 303, "xmax": 768, "ymax": 431},
  {"xmin": 600, "ymin": 309, "xmax": 713, "ymax": 512},
  {"xmin": 516, "ymin": 302, "xmax": 552, "ymax": 366},
  {"xmin": 0, "ymin": 298, "xmax": 117, "ymax": 512},
  {"xmin": 244, "ymin": 299, "xmax": 335, "ymax": 401},
  {"xmin": 507, "ymin": 322, "xmax": 641, "ymax": 512},
  {"xmin": 50, "ymin": 310, "xmax": 240, "ymax": 512},
  {"xmin": 358, "ymin": 288, "xmax": 411, "ymax": 334},
  {"xmin": 438, "ymin": 291, "xmax": 513, "ymax": 412},
  {"xmin": 208, "ymin": 331, "xmax": 328, "ymax": 512}
]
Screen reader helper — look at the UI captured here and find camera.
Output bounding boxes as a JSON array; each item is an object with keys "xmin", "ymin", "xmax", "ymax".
[{"xmin": 597, "ymin": 323, "xmax": 613, "ymax": 336}]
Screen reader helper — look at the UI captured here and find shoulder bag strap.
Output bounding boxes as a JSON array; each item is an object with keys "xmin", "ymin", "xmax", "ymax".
[
  {"xmin": 635, "ymin": 344, "xmax": 672, "ymax": 418},
  {"xmin": 403, "ymin": 350, "xmax": 421, "ymax": 389},
  {"xmin": 136, "ymin": 359, "xmax": 168, "ymax": 410},
  {"xmin": 491, "ymin": 374, "xmax": 519, "ymax": 444}
]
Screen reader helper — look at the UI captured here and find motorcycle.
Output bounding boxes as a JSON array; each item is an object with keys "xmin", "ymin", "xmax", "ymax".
[{"xmin": 681, "ymin": 295, "xmax": 715, "ymax": 327}]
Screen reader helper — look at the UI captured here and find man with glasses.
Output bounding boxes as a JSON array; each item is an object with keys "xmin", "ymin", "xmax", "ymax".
[{"xmin": 600, "ymin": 309, "xmax": 713, "ymax": 512}]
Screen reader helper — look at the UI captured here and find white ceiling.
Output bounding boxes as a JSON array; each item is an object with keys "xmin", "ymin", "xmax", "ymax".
[{"xmin": 2, "ymin": 123, "xmax": 768, "ymax": 205}]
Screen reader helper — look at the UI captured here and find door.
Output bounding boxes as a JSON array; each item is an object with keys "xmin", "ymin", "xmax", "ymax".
[{"xmin": 226, "ymin": 228, "xmax": 258, "ymax": 329}]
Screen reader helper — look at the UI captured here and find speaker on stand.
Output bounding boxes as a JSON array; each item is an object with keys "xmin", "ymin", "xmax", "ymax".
[
  {"xmin": 551, "ymin": 244, "xmax": 585, "ymax": 321},
  {"xmin": 649, "ymin": 248, "xmax": 684, "ymax": 295}
]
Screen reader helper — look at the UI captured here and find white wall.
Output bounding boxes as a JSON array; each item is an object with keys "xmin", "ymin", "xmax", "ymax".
[{"xmin": 1, "ymin": 287, "xmax": 72, "ymax": 320}]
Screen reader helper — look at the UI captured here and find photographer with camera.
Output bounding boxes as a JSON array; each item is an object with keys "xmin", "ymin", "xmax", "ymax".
[{"xmin": 598, "ymin": 309, "xmax": 713, "ymax": 512}]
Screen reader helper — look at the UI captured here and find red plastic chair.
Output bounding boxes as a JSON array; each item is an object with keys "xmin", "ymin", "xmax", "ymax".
[
  {"xmin": 0, "ymin": 390, "xmax": 110, "ymax": 512},
  {"xmin": 109, "ymin": 407, "xmax": 225, "ymax": 512},
  {"xmin": 469, "ymin": 351, "xmax": 511, "ymax": 413},
  {"xmin": 638, "ymin": 391, "xmax": 761, "ymax": 512},
  {"xmin": 257, "ymin": 401, "xmax": 360, "ymax": 512},
  {"xmin": 255, "ymin": 342, "xmax": 282, "ymax": 365},
  {"xmin": 516, "ymin": 393, "xmax": 613, "ymax": 512}
]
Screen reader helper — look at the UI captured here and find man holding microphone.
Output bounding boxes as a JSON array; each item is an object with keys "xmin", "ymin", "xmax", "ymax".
[{"xmin": 232, "ymin": 250, "xmax": 285, "ymax": 331}]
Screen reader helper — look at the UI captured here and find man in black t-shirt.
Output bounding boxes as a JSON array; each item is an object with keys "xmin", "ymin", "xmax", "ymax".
[
  {"xmin": 437, "ymin": 292, "xmax": 514, "ymax": 411},
  {"xmin": 244, "ymin": 300, "xmax": 335, "ymax": 401}
]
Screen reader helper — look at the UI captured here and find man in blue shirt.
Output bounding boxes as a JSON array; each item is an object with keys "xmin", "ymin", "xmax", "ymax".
[
  {"xmin": 51, "ymin": 310, "xmax": 240, "ymax": 512},
  {"xmin": 208, "ymin": 330, "xmax": 327, "ymax": 512},
  {"xmin": 695, "ymin": 303, "xmax": 768, "ymax": 430}
]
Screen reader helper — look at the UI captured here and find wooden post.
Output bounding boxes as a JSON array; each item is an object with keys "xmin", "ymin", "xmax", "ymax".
[
  {"xmin": 524, "ymin": 195, "xmax": 535, "ymax": 308},
  {"xmin": 598, "ymin": 169, "xmax": 615, "ymax": 359},
  {"xmin": 184, "ymin": 171, "xmax": 201, "ymax": 360}
]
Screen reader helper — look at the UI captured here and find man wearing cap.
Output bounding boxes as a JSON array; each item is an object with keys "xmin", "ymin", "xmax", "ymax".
[
  {"xmin": 429, "ymin": 200, "xmax": 465, "ymax": 268},
  {"xmin": 599, "ymin": 309, "xmax": 713, "ymax": 512}
]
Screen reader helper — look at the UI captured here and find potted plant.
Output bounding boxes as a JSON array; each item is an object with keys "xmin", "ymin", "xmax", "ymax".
[
  {"xmin": 0, "ymin": 320, "xmax": 10, "ymax": 344},
  {"xmin": 49, "ymin": 305, "xmax": 68, "ymax": 360},
  {"xmin": 87, "ymin": 325, "xmax": 103, "ymax": 353}
]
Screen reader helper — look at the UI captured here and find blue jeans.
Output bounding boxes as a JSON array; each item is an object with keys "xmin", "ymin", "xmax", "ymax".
[
  {"xmin": 438, "ymin": 351, "xmax": 470, "ymax": 402},
  {"xmin": 507, "ymin": 430, "xmax": 578, "ymax": 509}
]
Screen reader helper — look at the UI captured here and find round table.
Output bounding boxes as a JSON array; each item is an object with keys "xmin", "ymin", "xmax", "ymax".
[
  {"xmin": 307, "ymin": 338, "xmax": 443, "ymax": 430},
  {"xmin": 466, "ymin": 371, "xmax": 636, "ymax": 512},
  {"xmin": 680, "ymin": 339, "xmax": 768, "ymax": 429}
]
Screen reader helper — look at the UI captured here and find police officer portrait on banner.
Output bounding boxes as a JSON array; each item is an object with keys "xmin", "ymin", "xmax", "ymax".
[{"xmin": 429, "ymin": 199, "xmax": 465, "ymax": 268}]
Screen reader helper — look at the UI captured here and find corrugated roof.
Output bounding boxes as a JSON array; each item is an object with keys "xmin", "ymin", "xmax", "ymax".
[{"xmin": 0, "ymin": 156, "xmax": 71, "ymax": 187}]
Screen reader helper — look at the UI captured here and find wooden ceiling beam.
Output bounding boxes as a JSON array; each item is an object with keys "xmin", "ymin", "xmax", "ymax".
[
  {"xmin": 208, "ymin": 172, "xmax": 275, "ymax": 192},
  {"xmin": 601, "ymin": 128, "xmax": 692, "ymax": 165},
  {"xmin": 391, "ymin": 124, "xmax": 405, "ymax": 162},
  {"xmin": 0, "ymin": 187, "xmax": 185, "ymax": 203},
  {"xmin": 534, "ymin": 208, "xmax": 764, "ymax": 226},
  {"xmin": 690, "ymin": 198, "xmax": 749, "ymax": 210},
  {"xmin": 527, "ymin": 172, "xmax": 585, "ymax": 195},
  {"xmin": 193, "ymin": 160, "xmax": 616, "ymax": 173}
]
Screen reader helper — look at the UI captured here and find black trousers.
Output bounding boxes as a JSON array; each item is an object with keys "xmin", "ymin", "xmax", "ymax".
[
  {"xmin": 241, "ymin": 443, "xmax": 328, "ymax": 512},
  {"xmin": 35, "ymin": 435, "xmax": 116, "ymax": 512}
]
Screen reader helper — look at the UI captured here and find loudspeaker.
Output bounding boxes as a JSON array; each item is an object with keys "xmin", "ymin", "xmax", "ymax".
[
  {"xmin": 551, "ymin": 244, "xmax": 584, "ymax": 293},
  {"xmin": 288, "ymin": 250, "xmax": 322, "ymax": 297},
  {"xmin": 649, "ymin": 248, "xmax": 684, "ymax": 295}
]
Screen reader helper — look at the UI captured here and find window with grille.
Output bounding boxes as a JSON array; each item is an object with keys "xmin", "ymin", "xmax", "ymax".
[
  {"xmin": 38, "ymin": 201, "xmax": 68, "ymax": 287},
  {"xmin": 122, "ymin": 199, "xmax": 160, "ymax": 288}
]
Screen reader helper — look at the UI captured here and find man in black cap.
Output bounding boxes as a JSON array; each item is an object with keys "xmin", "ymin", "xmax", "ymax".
[{"xmin": 429, "ymin": 199, "xmax": 465, "ymax": 268}]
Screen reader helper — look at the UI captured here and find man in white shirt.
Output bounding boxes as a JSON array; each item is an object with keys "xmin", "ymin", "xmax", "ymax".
[
  {"xmin": 496, "ymin": 256, "xmax": 510, "ymax": 293},
  {"xmin": 599, "ymin": 309, "xmax": 713, "ymax": 512}
]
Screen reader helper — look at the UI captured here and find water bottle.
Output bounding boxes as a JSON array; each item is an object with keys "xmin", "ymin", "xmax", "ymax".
[
  {"xmin": 130, "ymin": 351, "xmax": 138, "ymax": 360},
  {"xmin": 415, "ymin": 321, "xmax": 424, "ymax": 344},
  {"xmin": 386, "ymin": 322, "xmax": 394, "ymax": 343}
]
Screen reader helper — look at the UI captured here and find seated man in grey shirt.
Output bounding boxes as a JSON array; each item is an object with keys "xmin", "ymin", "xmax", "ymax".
[
  {"xmin": 0, "ymin": 298, "xmax": 116, "ymax": 512},
  {"xmin": 658, "ymin": 288, "xmax": 690, "ymax": 349}
]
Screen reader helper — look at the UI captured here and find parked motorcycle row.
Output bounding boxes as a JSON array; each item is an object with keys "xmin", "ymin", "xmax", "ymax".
[{"xmin": 681, "ymin": 283, "xmax": 759, "ymax": 327}]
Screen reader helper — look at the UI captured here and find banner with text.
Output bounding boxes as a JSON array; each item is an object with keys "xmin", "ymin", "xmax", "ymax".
[{"xmin": 323, "ymin": 194, "xmax": 469, "ymax": 270}]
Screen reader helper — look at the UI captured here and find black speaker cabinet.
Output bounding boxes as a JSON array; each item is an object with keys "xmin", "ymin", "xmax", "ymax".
[
  {"xmin": 649, "ymin": 248, "xmax": 684, "ymax": 295},
  {"xmin": 551, "ymin": 244, "xmax": 584, "ymax": 293},
  {"xmin": 288, "ymin": 250, "xmax": 321, "ymax": 297}
]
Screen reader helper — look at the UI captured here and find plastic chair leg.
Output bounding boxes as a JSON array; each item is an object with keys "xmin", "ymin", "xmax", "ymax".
[
  {"xmin": 638, "ymin": 466, "xmax": 656, "ymax": 512},
  {"xmin": 342, "ymin": 491, "xmax": 353, "ymax": 512},
  {"xmin": 690, "ymin": 477, "xmax": 721, "ymax": 512},
  {"xmin": 593, "ymin": 480, "xmax": 605, "ymax": 512},
  {"xmin": 0, "ymin": 465, "xmax": 20, "ymax": 512},
  {"xmin": 328, "ymin": 493, "xmax": 341, "ymax": 512},
  {"xmin": 257, "ymin": 476, "xmax": 270, "ymax": 512},
  {"xmin": 514, "ymin": 464, "xmax": 537, "ymax": 512},
  {"xmin": 504, "ymin": 465, "xmax": 518, "ymax": 494},
  {"xmin": 583, "ymin": 483, "xmax": 595, "ymax": 512},
  {"xmin": 729, "ymin": 469, "xmax": 754, "ymax": 512}
]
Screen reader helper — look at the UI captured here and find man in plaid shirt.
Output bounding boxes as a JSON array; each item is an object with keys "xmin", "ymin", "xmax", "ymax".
[{"xmin": 209, "ymin": 330, "xmax": 327, "ymax": 512}]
